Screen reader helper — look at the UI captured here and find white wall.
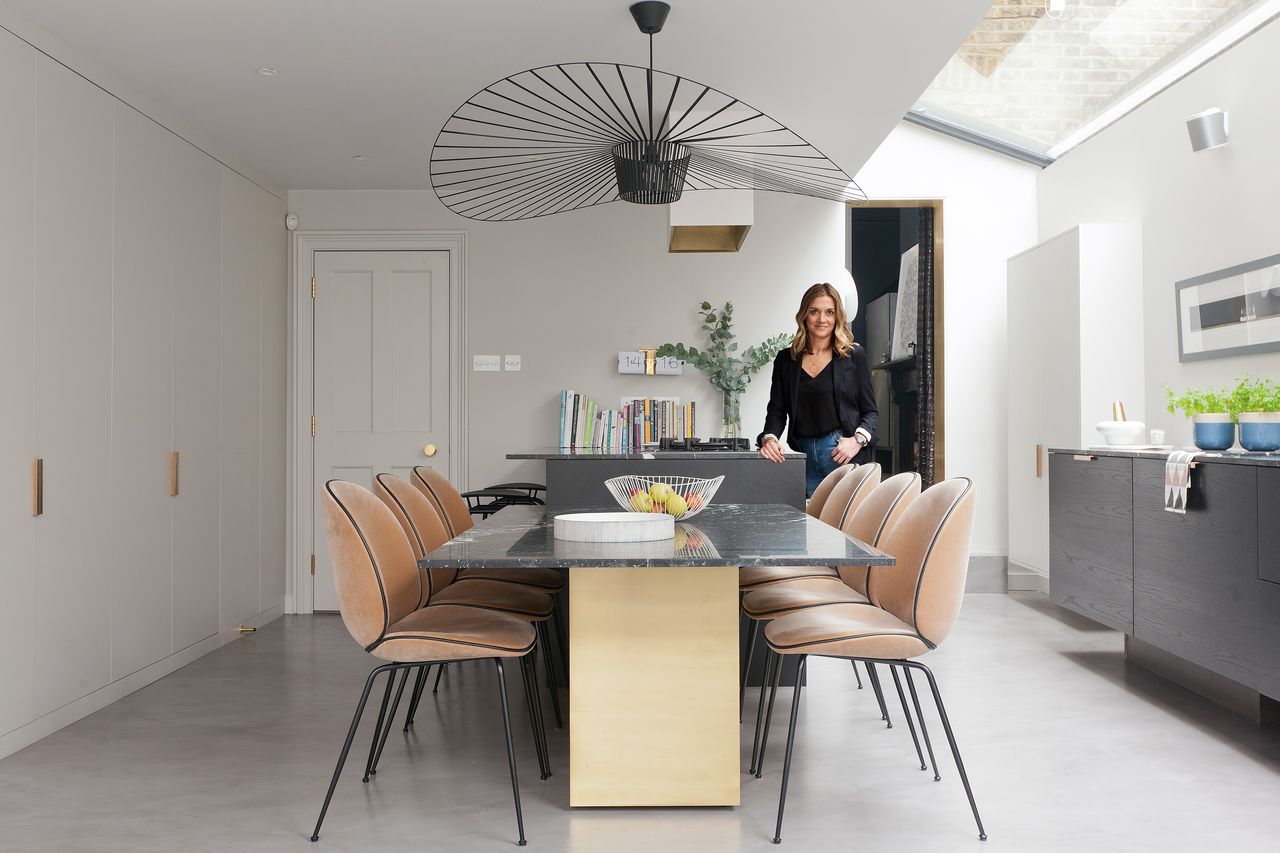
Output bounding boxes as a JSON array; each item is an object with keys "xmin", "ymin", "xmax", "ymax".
[
  {"xmin": 288, "ymin": 190, "xmax": 846, "ymax": 491},
  {"xmin": 853, "ymin": 123, "xmax": 1041, "ymax": 556},
  {"xmin": 1039, "ymin": 19, "xmax": 1280, "ymax": 448}
]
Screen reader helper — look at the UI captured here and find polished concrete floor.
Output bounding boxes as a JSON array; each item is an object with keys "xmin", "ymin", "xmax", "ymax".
[{"xmin": 2, "ymin": 593, "xmax": 1279, "ymax": 852}]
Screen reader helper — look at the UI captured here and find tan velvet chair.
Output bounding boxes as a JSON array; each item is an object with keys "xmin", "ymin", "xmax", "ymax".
[
  {"xmin": 737, "ymin": 463, "xmax": 881, "ymax": 590},
  {"xmin": 310, "ymin": 479, "xmax": 539, "ymax": 846},
  {"xmin": 412, "ymin": 466, "xmax": 564, "ymax": 592},
  {"xmin": 758, "ymin": 478, "xmax": 986, "ymax": 844},
  {"xmin": 805, "ymin": 463, "xmax": 853, "ymax": 519},
  {"xmin": 740, "ymin": 473, "xmax": 921, "ymax": 742},
  {"xmin": 376, "ymin": 473, "xmax": 565, "ymax": 731}
]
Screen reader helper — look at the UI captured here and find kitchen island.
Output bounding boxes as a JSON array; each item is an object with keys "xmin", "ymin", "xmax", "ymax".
[
  {"xmin": 508, "ymin": 447, "xmax": 807, "ymax": 511},
  {"xmin": 422, "ymin": 502, "xmax": 892, "ymax": 807}
]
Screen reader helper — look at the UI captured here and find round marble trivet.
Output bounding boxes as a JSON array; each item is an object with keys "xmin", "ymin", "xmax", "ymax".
[{"xmin": 552, "ymin": 512, "xmax": 674, "ymax": 542}]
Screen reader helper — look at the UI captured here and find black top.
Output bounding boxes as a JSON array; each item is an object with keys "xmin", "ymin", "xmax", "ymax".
[
  {"xmin": 795, "ymin": 361, "xmax": 841, "ymax": 437},
  {"xmin": 757, "ymin": 345, "xmax": 879, "ymax": 459}
]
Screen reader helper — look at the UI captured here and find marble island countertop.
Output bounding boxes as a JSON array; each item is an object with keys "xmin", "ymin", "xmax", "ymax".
[
  {"xmin": 507, "ymin": 446, "xmax": 803, "ymax": 460},
  {"xmin": 1049, "ymin": 447, "xmax": 1280, "ymax": 468},
  {"xmin": 422, "ymin": 503, "xmax": 891, "ymax": 569}
]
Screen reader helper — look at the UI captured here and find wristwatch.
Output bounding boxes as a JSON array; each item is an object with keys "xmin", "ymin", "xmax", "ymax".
[{"xmin": 854, "ymin": 433, "xmax": 869, "ymax": 448}]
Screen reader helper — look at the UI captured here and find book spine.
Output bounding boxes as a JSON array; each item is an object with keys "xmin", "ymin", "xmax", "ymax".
[
  {"xmin": 559, "ymin": 390, "xmax": 567, "ymax": 449},
  {"xmin": 570, "ymin": 393, "xmax": 580, "ymax": 449}
]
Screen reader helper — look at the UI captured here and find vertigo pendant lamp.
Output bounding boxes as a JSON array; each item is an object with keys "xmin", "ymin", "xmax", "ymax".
[{"xmin": 430, "ymin": 1, "xmax": 866, "ymax": 221}]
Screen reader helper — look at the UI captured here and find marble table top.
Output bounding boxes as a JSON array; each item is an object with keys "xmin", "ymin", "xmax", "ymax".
[
  {"xmin": 507, "ymin": 447, "xmax": 804, "ymax": 460},
  {"xmin": 421, "ymin": 503, "xmax": 894, "ymax": 569},
  {"xmin": 1049, "ymin": 447, "xmax": 1280, "ymax": 468}
]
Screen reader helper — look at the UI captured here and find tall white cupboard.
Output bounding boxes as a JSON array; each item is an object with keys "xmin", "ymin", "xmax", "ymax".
[
  {"xmin": 0, "ymin": 31, "xmax": 286, "ymax": 756},
  {"xmin": 1005, "ymin": 224, "xmax": 1144, "ymax": 586}
]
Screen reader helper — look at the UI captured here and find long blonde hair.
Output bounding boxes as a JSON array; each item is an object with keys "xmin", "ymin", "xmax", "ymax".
[{"xmin": 789, "ymin": 282, "xmax": 855, "ymax": 359}]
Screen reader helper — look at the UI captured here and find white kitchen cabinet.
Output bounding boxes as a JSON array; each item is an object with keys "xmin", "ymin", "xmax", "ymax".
[
  {"xmin": 0, "ymin": 28, "xmax": 37, "ymax": 736},
  {"xmin": 110, "ymin": 103, "xmax": 176, "ymax": 679},
  {"xmin": 258, "ymin": 189, "xmax": 288, "ymax": 613},
  {"xmin": 171, "ymin": 138, "xmax": 223, "ymax": 652},
  {"xmin": 220, "ymin": 169, "xmax": 265, "ymax": 628},
  {"xmin": 33, "ymin": 56, "xmax": 116, "ymax": 715},
  {"xmin": 1006, "ymin": 224, "xmax": 1144, "ymax": 582}
]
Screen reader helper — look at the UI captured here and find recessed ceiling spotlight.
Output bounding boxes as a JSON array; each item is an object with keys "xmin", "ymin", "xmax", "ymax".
[
  {"xmin": 352, "ymin": 154, "xmax": 369, "ymax": 161},
  {"xmin": 256, "ymin": 66, "xmax": 279, "ymax": 77}
]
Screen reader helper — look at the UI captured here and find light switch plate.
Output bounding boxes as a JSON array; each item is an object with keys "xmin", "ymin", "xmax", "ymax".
[
  {"xmin": 504, "ymin": 355, "xmax": 522, "ymax": 371},
  {"xmin": 473, "ymin": 354, "xmax": 501, "ymax": 372}
]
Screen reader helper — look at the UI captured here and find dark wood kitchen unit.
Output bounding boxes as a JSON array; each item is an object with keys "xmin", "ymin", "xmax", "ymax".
[{"xmin": 1048, "ymin": 448, "xmax": 1280, "ymax": 722}]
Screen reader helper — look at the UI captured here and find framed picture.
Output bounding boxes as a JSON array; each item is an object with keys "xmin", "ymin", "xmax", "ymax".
[{"xmin": 1176, "ymin": 253, "xmax": 1280, "ymax": 362}]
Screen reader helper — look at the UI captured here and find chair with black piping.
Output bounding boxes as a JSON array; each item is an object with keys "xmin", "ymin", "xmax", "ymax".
[
  {"xmin": 759, "ymin": 478, "xmax": 987, "ymax": 845},
  {"xmin": 743, "ymin": 473, "xmax": 922, "ymax": 772},
  {"xmin": 375, "ymin": 473, "xmax": 565, "ymax": 735},
  {"xmin": 310, "ymin": 479, "xmax": 539, "ymax": 846},
  {"xmin": 463, "ymin": 481, "xmax": 546, "ymax": 519}
]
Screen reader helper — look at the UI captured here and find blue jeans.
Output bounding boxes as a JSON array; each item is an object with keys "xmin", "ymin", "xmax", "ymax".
[{"xmin": 794, "ymin": 431, "xmax": 841, "ymax": 498}]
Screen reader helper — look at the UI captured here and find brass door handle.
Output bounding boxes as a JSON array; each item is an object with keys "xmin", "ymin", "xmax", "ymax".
[
  {"xmin": 32, "ymin": 458, "xmax": 43, "ymax": 516},
  {"xmin": 170, "ymin": 451, "xmax": 180, "ymax": 497},
  {"xmin": 1035, "ymin": 444, "xmax": 1043, "ymax": 479},
  {"xmin": 423, "ymin": 444, "xmax": 438, "ymax": 457}
]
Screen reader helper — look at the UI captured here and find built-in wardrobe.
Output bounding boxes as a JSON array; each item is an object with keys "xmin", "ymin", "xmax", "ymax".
[{"xmin": 0, "ymin": 29, "xmax": 286, "ymax": 756}]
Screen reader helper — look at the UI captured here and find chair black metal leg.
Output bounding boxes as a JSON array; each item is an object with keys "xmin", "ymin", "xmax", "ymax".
[
  {"xmin": 740, "ymin": 617, "xmax": 760, "ymax": 721},
  {"xmin": 866, "ymin": 662, "xmax": 892, "ymax": 728},
  {"xmin": 362, "ymin": 667, "xmax": 397, "ymax": 782},
  {"xmin": 850, "ymin": 659, "xmax": 863, "ymax": 689},
  {"xmin": 551, "ymin": 602, "xmax": 569, "ymax": 682},
  {"xmin": 527, "ymin": 647, "xmax": 554, "ymax": 777},
  {"xmin": 749, "ymin": 649, "xmax": 776, "ymax": 775},
  {"xmin": 772, "ymin": 655, "xmax": 806, "ymax": 845},
  {"xmin": 310, "ymin": 665, "xmax": 391, "ymax": 842},
  {"xmin": 912, "ymin": 662, "xmax": 986, "ymax": 840},
  {"xmin": 537, "ymin": 622, "xmax": 564, "ymax": 729},
  {"xmin": 369, "ymin": 668, "xmax": 409, "ymax": 776},
  {"xmin": 903, "ymin": 667, "xmax": 941, "ymax": 781},
  {"xmin": 403, "ymin": 665, "xmax": 429, "ymax": 732},
  {"xmin": 889, "ymin": 665, "xmax": 928, "ymax": 772},
  {"xmin": 494, "ymin": 659, "xmax": 528, "ymax": 847},
  {"xmin": 754, "ymin": 648, "xmax": 785, "ymax": 779},
  {"xmin": 519, "ymin": 652, "xmax": 551, "ymax": 780},
  {"xmin": 432, "ymin": 662, "xmax": 446, "ymax": 694}
]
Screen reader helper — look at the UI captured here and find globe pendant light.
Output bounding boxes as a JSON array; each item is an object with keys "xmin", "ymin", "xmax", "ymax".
[{"xmin": 430, "ymin": 2, "xmax": 866, "ymax": 221}]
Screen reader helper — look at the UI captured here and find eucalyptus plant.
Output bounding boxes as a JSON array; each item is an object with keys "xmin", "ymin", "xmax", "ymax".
[{"xmin": 657, "ymin": 301, "xmax": 790, "ymax": 438}]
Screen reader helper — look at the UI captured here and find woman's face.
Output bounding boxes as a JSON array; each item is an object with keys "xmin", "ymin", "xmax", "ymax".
[{"xmin": 804, "ymin": 294, "xmax": 838, "ymax": 343}]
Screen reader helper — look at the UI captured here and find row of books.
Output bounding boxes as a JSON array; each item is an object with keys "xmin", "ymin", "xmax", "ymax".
[{"xmin": 559, "ymin": 390, "xmax": 697, "ymax": 451}]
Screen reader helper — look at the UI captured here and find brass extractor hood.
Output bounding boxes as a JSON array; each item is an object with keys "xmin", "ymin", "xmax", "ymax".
[{"xmin": 668, "ymin": 190, "xmax": 753, "ymax": 253}]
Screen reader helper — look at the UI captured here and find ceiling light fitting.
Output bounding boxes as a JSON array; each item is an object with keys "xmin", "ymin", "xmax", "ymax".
[
  {"xmin": 352, "ymin": 154, "xmax": 369, "ymax": 160},
  {"xmin": 256, "ymin": 66, "xmax": 279, "ymax": 77},
  {"xmin": 429, "ymin": 1, "xmax": 865, "ymax": 221}
]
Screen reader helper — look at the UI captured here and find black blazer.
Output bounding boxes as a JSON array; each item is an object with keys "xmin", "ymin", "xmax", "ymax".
[{"xmin": 757, "ymin": 345, "xmax": 879, "ymax": 459}]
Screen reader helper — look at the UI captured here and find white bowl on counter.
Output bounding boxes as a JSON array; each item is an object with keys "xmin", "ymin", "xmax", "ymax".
[{"xmin": 1096, "ymin": 420, "xmax": 1147, "ymax": 446}]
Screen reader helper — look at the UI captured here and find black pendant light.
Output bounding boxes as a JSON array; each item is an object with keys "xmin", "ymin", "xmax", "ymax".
[{"xmin": 430, "ymin": 2, "xmax": 866, "ymax": 221}]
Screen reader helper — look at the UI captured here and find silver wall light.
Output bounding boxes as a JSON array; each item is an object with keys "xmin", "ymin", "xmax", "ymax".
[{"xmin": 1186, "ymin": 108, "xmax": 1229, "ymax": 152}]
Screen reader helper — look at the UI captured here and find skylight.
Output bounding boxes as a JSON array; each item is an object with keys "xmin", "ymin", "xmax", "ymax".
[{"xmin": 912, "ymin": 0, "xmax": 1280, "ymax": 163}]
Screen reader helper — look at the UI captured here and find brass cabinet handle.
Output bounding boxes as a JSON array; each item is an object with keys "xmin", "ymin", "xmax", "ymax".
[
  {"xmin": 1035, "ymin": 444, "xmax": 1043, "ymax": 479},
  {"xmin": 170, "ymin": 451, "xmax": 180, "ymax": 497},
  {"xmin": 1072, "ymin": 454, "xmax": 1097, "ymax": 462},
  {"xmin": 32, "ymin": 458, "xmax": 43, "ymax": 516},
  {"xmin": 423, "ymin": 444, "xmax": 438, "ymax": 458}
]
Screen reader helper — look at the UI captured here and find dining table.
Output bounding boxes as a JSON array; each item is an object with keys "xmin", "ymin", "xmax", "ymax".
[{"xmin": 422, "ymin": 502, "xmax": 894, "ymax": 808}]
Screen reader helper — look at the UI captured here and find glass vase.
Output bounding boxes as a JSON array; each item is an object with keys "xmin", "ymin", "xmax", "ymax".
[{"xmin": 721, "ymin": 390, "xmax": 741, "ymax": 439}]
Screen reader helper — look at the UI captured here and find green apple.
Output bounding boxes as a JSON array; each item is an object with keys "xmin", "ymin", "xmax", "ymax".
[
  {"xmin": 665, "ymin": 493, "xmax": 688, "ymax": 517},
  {"xmin": 629, "ymin": 492, "xmax": 653, "ymax": 513},
  {"xmin": 649, "ymin": 482, "xmax": 672, "ymax": 504}
]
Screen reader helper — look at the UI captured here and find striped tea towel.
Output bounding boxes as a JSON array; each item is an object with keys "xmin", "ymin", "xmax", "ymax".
[{"xmin": 1163, "ymin": 451, "xmax": 1201, "ymax": 513}]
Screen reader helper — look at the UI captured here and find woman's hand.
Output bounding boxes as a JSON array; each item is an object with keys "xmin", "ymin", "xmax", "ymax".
[
  {"xmin": 831, "ymin": 436, "xmax": 862, "ymax": 464},
  {"xmin": 759, "ymin": 437, "xmax": 786, "ymax": 464}
]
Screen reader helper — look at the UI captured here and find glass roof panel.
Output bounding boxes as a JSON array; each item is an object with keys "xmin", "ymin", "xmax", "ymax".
[{"xmin": 914, "ymin": 0, "xmax": 1279, "ymax": 160}]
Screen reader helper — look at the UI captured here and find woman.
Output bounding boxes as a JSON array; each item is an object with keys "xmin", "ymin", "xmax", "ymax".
[{"xmin": 757, "ymin": 282, "xmax": 878, "ymax": 497}]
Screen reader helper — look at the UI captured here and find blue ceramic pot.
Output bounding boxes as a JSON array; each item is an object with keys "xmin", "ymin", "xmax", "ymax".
[
  {"xmin": 1192, "ymin": 414, "xmax": 1234, "ymax": 451},
  {"xmin": 1238, "ymin": 413, "xmax": 1280, "ymax": 452}
]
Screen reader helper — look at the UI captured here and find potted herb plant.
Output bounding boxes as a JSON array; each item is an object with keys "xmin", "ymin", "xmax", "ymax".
[
  {"xmin": 657, "ymin": 302, "xmax": 789, "ymax": 439},
  {"xmin": 1165, "ymin": 384, "xmax": 1235, "ymax": 450},
  {"xmin": 1229, "ymin": 376, "xmax": 1280, "ymax": 452}
]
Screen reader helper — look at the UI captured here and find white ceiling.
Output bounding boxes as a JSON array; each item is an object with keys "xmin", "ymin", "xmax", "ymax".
[{"xmin": 2, "ymin": 0, "xmax": 991, "ymax": 191}]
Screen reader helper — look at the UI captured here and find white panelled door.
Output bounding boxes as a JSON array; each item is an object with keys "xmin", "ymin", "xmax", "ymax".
[{"xmin": 313, "ymin": 251, "xmax": 450, "ymax": 611}]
